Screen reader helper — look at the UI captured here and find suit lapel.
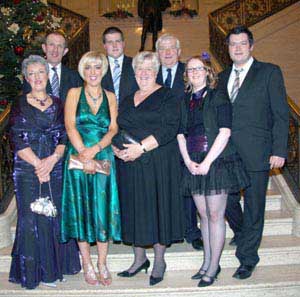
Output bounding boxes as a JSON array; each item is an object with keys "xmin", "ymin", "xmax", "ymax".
[
  {"xmin": 156, "ymin": 67, "xmax": 163, "ymax": 85},
  {"xmin": 173, "ymin": 62, "xmax": 184, "ymax": 89},
  {"xmin": 60, "ymin": 65, "xmax": 68, "ymax": 97},
  {"xmin": 119, "ymin": 56, "xmax": 130, "ymax": 94},
  {"xmin": 234, "ymin": 60, "xmax": 259, "ymax": 102}
]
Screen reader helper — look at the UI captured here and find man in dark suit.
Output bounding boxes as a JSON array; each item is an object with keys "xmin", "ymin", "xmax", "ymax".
[
  {"xmin": 101, "ymin": 27, "xmax": 138, "ymax": 105},
  {"xmin": 218, "ymin": 25, "xmax": 289, "ymax": 279},
  {"xmin": 23, "ymin": 31, "xmax": 82, "ymax": 102},
  {"xmin": 156, "ymin": 34, "xmax": 203, "ymax": 250}
]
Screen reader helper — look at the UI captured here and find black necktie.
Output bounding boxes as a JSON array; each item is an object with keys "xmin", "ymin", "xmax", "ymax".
[{"xmin": 164, "ymin": 68, "xmax": 172, "ymax": 88}]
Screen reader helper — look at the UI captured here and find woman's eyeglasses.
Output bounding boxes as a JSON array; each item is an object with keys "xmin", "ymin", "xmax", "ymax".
[{"xmin": 186, "ymin": 66, "xmax": 206, "ymax": 73}]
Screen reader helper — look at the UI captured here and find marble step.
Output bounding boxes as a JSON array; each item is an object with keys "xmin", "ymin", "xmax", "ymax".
[
  {"xmin": 1, "ymin": 264, "xmax": 300, "ymax": 297},
  {"xmin": 8, "ymin": 190, "xmax": 285, "ymax": 242},
  {"xmin": 1, "ymin": 235, "xmax": 300, "ymax": 273}
]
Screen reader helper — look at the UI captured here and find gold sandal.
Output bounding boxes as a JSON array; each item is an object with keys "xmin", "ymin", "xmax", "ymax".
[
  {"xmin": 98, "ymin": 263, "xmax": 112, "ymax": 286},
  {"xmin": 83, "ymin": 262, "xmax": 99, "ymax": 285}
]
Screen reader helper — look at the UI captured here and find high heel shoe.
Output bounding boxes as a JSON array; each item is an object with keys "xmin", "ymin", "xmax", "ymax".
[
  {"xmin": 83, "ymin": 262, "xmax": 99, "ymax": 286},
  {"xmin": 191, "ymin": 269, "xmax": 207, "ymax": 280},
  {"xmin": 192, "ymin": 264, "xmax": 221, "ymax": 280},
  {"xmin": 149, "ymin": 263, "xmax": 166, "ymax": 286},
  {"xmin": 98, "ymin": 263, "xmax": 112, "ymax": 286},
  {"xmin": 117, "ymin": 259, "xmax": 150, "ymax": 277},
  {"xmin": 197, "ymin": 265, "xmax": 221, "ymax": 287}
]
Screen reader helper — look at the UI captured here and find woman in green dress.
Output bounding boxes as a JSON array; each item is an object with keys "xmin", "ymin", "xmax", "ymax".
[{"xmin": 61, "ymin": 51, "xmax": 121, "ymax": 286}]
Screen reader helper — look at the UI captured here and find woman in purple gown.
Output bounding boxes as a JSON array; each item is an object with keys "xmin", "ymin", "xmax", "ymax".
[{"xmin": 9, "ymin": 55, "xmax": 81, "ymax": 289}]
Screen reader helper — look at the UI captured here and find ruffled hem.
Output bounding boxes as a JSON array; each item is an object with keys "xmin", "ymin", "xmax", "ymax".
[{"xmin": 182, "ymin": 152, "xmax": 249, "ymax": 196}]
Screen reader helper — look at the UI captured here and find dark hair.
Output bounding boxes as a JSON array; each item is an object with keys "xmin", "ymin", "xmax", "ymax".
[
  {"xmin": 102, "ymin": 27, "xmax": 124, "ymax": 43},
  {"xmin": 226, "ymin": 25, "xmax": 254, "ymax": 46}
]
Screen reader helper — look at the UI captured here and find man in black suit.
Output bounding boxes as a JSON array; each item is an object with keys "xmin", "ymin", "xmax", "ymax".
[
  {"xmin": 218, "ymin": 26, "xmax": 289, "ymax": 279},
  {"xmin": 24, "ymin": 31, "xmax": 82, "ymax": 102},
  {"xmin": 156, "ymin": 34, "xmax": 203, "ymax": 250},
  {"xmin": 101, "ymin": 27, "xmax": 138, "ymax": 105}
]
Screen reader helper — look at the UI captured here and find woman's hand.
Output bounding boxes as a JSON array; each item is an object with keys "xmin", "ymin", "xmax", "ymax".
[
  {"xmin": 122, "ymin": 143, "xmax": 144, "ymax": 162},
  {"xmin": 112, "ymin": 145, "xmax": 126, "ymax": 160},
  {"xmin": 78, "ymin": 146, "xmax": 98, "ymax": 163},
  {"xmin": 186, "ymin": 160, "xmax": 200, "ymax": 175},
  {"xmin": 83, "ymin": 159, "xmax": 97, "ymax": 174},
  {"xmin": 35, "ymin": 155, "xmax": 57, "ymax": 181},
  {"xmin": 195, "ymin": 160, "xmax": 211, "ymax": 175}
]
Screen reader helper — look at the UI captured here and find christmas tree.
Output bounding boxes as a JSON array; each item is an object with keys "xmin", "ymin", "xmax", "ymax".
[{"xmin": 0, "ymin": 0, "xmax": 61, "ymax": 107}]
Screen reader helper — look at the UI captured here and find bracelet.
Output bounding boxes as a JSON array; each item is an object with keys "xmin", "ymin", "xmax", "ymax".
[
  {"xmin": 140, "ymin": 143, "xmax": 147, "ymax": 153},
  {"xmin": 96, "ymin": 143, "xmax": 103, "ymax": 152}
]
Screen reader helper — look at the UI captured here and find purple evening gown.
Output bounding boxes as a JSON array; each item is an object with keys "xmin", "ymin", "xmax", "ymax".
[{"xmin": 8, "ymin": 95, "xmax": 81, "ymax": 289}]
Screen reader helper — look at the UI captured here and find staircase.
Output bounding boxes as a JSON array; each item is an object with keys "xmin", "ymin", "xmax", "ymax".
[{"xmin": 1, "ymin": 175, "xmax": 300, "ymax": 296}]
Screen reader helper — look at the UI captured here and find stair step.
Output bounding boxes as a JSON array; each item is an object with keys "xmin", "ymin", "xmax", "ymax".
[
  {"xmin": 8, "ymin": 192, "xmax": 286, "ymax": 242},
  {"xmin": 1, "ymin": 235, "xmax": 300, "ymax": 273},
  {"xmin": 226, "ymin": 209, "xmax": 293, "ymax": 238},
  {"xmin": 1, "ymin": 264, "xmax": 300, "ymax": 296}
]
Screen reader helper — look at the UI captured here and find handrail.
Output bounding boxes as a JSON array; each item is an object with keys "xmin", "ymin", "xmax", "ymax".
[{"xmin": 288, "ymin": 96, "xmax": 300, "ymax": 117}]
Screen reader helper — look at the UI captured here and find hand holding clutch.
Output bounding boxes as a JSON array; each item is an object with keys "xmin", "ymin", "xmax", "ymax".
[
  {"xmin": 68, "ymin": 155, "xmax": 110, "ymax": 175},
  {"xmin": 112, "ymin": 130, "xmax": 140, "ymax": 150}
]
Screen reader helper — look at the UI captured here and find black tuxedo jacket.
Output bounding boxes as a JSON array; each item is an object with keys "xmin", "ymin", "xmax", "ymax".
[
  {"xmin": 156, "ymin": 61, "xmax": 185, "ymax": 100},
  {"xmin": 101, "ymin": 55, "xmax": 138, "ymax": 104},
  {"xmin": 218, "ymin": 59, "xmax": 289, "ymax": 171},
  {"xmin": 23, "ymin": 65, "xmax": 82, "ymax": 102}
]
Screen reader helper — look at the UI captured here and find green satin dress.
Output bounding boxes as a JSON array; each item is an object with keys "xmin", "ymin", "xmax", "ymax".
[{"xmin": 61, "ymin": 88, "xmax": 121, "ymax": 243}]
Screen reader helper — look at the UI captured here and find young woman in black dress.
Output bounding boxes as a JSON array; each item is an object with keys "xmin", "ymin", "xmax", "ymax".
[{"xmin": 177, "ymin": 55, "xmax": 249, "ymax": 287}]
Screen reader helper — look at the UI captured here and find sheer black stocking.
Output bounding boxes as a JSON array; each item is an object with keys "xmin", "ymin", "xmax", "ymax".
[
  {"xmin": 193, "ymin": 192, "xmax": 227, "ymax": 279},
  {"xmin": 127, "ymin": 246, "xmax": 147, "ymax": 273},
  {"xmin": 151, "ymin": 243, "xmax": 166, "ymax": 278}
]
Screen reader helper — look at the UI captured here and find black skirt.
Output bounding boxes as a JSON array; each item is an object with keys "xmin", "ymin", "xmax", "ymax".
[{"xmin": 182, "ymin": 152, "xmax": 249, "ymax": 196}]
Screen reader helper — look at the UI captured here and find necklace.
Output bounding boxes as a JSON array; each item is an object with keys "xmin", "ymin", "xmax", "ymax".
[
  {"xmin": 32, "ymin": 94, "xmax": 48, "ymax": 106},
  {"xmin": 86, "ymin": 89, "xmax": 102, "ymax": 106}
]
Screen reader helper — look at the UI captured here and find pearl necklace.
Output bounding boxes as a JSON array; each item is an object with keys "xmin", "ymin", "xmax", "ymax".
[
  {"xmin": 32, "ymin": 94, "xmax": 48, "ymax": 106},
  {"xmin": 86, "ymin": 89, "xmax": 102, "ymax": 106}
]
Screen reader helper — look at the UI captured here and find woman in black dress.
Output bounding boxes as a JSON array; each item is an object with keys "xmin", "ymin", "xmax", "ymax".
[
  {"xmin": 177, "ymin": 55, "xmax": 248, "ymax": 287},
  {"xmin": 9, "ymin": 55, "xmax": 80, "ymax": 289},
  {"xmin": 113, "ymin": 51, "xmax": 184, "ymax": 286}
]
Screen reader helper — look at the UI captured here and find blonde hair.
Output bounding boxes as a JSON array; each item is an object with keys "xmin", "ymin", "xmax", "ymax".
[
  {"xmin": 184, "ymin": 55, "xmax": 218, "ymax": 92},
  {"xmin": 78, "ymin": 51, "xmax": 108, "ymax": 80}
]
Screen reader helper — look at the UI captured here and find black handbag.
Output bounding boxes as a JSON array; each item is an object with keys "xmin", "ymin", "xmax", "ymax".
[{"xmin": 112, "ymin": 130, "xmax": 140, "ymax": 150}]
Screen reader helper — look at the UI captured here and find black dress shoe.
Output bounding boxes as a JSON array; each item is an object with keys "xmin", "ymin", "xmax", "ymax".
[
  {"xmin": 191, "ymin": 269, "xmax": 206, "ymax": 280},
  {"xmin": 197, "ymin": 266, "xmax": 221, "ymax": 288},
  {"xmin": 191, "ymin": 238, "xmax": 203, "ymax": 250},
  {"xmin": 117, "ymin": 259, "xmax": 150, "ymax": 277},
  {"xmin": 192, "ymin": 265, "xmax": 221, "ymax": 280},
  {"xmin": 229, "ymin": 236, "xmax": 237, "ymax": 246},
  {"xmin": 149, "ymin": 263, "xmax": 166, "ymax": 286},
  {"xmin": 232, "ymin": 264, "xmax": 255, "ymax": 280},
  {"xmin": 149, "ymin": 275, "xmax": 163, "ymax": 286}
]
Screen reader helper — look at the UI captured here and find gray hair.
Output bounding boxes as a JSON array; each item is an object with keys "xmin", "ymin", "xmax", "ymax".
[
  {"xmin": 155, "ymin": 34, "xmax": 181, "ymax": 51},
  {"xmin": 132, "ymin": 51, "xmax": 160, "ymax": 74},
  {"xmin": 22, "ymin": 55, "xmax": 49, "ymax": 80}
]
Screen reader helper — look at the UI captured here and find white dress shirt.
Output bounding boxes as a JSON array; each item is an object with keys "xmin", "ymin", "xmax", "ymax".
[
  {"xmin": 162, "ymin": 63, "xmax": 178, "ymax": 88},
  {"xmin": 48, "ymin": 63, "xmax": 62, "ymax": 84},
  {"xmin": 227, "ymin": 56, "xmax": 254, "ymax": 95}
]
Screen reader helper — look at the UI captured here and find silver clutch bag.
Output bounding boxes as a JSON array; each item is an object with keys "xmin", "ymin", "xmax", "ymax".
[
  {"xmin": 30, "ymin": 182, "xmax": 57, "ymax": 217},
  {"xmin": 68, "ymin": 154, "xmax": 111, "ymax": 176}
]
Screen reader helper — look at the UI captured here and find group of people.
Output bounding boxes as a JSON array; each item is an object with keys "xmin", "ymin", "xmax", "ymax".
[{"xmin": 8, "ymin": 24, "xmax": 288, "ymax": 290}]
